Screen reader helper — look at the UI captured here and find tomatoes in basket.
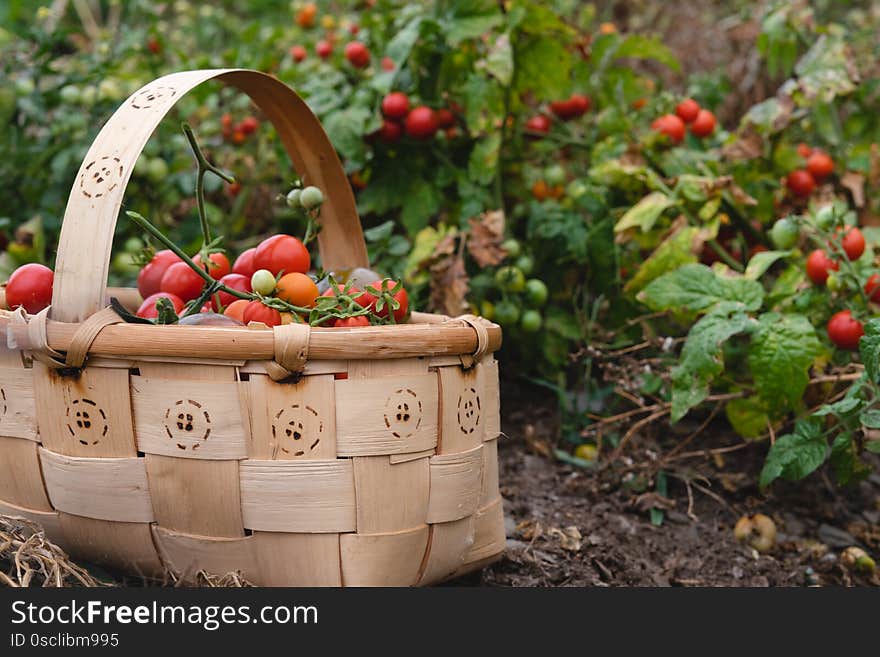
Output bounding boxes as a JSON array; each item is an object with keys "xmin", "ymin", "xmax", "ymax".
[
  {"xmin": 321, "ymin": 284, "xmax": 375, "ymax": 309},
  {"xmin": 242, "ymin": 301, "xmax": 282, "ymax": 327},
  {"xmin": 5, "ymin": 263, "xmax": 54, "ymax": 314},
  {"xmin": 160, "ymin": 262, "xmax": 205, "ymax": 301},
  {"xmin": 806, "ymin": 249, "xmax": 838, "ymax": 285},
  {"xmin": 213, "ymin": 273, "xmax": 252, "ymax": 310},
  {"xmin": 277, "ymin": 272, "xmax": 319, "ymax": 307},
  {"xmin": 254, "ymin": 234, "xmax": 310, "ymax": 276},
  {"xmin": 827, "ymin": 310, "xmax": 864, "ymax": 351},
  {"xmin": 334, "ymin": 316, "xmax": 370, "ymax": 328},
  {"xmin": 223, "ymin": 299, "xmax": 250, "ymax": 323},
  {"xmin": 137, "ymin": 249, "xmax": 180, "ymax": 299},
  {"xmin": 193, "ymin": 252, "xmax": 231, "ymax": 280},
  {"xmin": 367, "ymin": 279, "xmax": 409, "ymax": 323},
  {"xmin": 136, "ymin": 292, "xmax": 185, "ymax": 319},
  {"xmin": 232, "ymin": 247, "xmax": 257, "ymax": 278}
]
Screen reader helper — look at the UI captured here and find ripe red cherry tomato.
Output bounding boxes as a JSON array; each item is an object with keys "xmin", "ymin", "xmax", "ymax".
[
  {"xmin": 136, "ymin": 292, "xmax": 185, "ymax": 319},
  {"xmin": 238, "ymin": 116, "xmax": 259, "ymax": 135},
  {"xmin": 651, "ymin": 114, "xmax": 685, "ymax": 144},
  {"xmin": 690, "ymin": 109, "xmax": 716, "ymax": 137},
  {"xmin": 381, "ymin": 92, "xmax": 409, "ymax": 120},
  {"xmin": 807, "ymin": 151, "xmax": 834, "ymax": 181},
  {"xmin": 568, "ymin": 94, "xmax": 590, "ymax": 117},
  {"xmin": 525, "ymin": 114, "xmax": 551, "ymax": 134},
  {"xmin": 254, "ymin": 234, "xmax": 311, "ymax": 276},
  {"xmin": 786, "ymin": 169, "xmax": 815, "ymax": 197},
  {"xmin": 290, "ymin": 45, "xmax": 307, "ymax": 62},
  {"xmin": 675, "ymin": 98, "xmax": 700, "ymax": 123},
  {"xmin": 377, "ymin": 119, "xmax": 402, "ymax": 143},
  {"xmin": 315, "ymin": 40, "xmax": 332, "ymax": 59},
  {"xmin": 5, "ymin": 263, "xmax": 54, "ymax": 314},
  {"xmin": 137, "ymin": 249, "xmax": 180, "ymax": 299},
  {"xmin": 232, "ymin": 247, "xmax": 257, "ymax": 278},
  {"xmin": 797, "ymin": 142, "xmax": 812, "ymax": 159},
  {"xmin": 367, "ymin": 279, "xmax": 409, "ymax": 323},
  {"xmin": 550, "ymin": 98, "xmax": 575, "ymax": 120},
  {"xmin": 243, "ymin": 301, "xmax": 282, "ymax": 327},
  {"xmin": 160, "ymin": 262, "xmax": 205, "ymax": 301},
  {"xmin": 434, "ymin": 108, "xmax": 455, "ymax": 129},
  {"xmin": 333, "ymin": 316, "xmax": 370, "ymax": 328},
  {"xmin": 212, "ymin": 273, "xmax": 252, "ymax": 310},
  {"xmin": 344, "ymin": 41, "xmax": 370, "ymax": 68},
  {"xmin": 806, "ymin": 249, "xmax": 838, "ymax": 285},
  {"xmin": 405, "ymin": 106, "xmax": 437, "ymax": 140},
  {"xmin": 839, "ymin": 226, "xmax": 866, "ymax": 261},
  {"xmin": 193, "ymin": 252, "xmax": 231, "ymax": 280},
  {"xmin": 381, "ymin": 56, "xmax": 395, "ymax": 71},
  {"xmin": 865, "ymin": 273, "xmax": 880, "ymax": 302},
  {"xmin": 827, "ymin": 310, "xmax": 864, "ymax": 351}
]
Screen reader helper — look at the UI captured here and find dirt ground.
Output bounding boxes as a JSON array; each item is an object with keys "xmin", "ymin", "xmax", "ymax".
[{"xmin": 452, "ymin": 383, "xmax": 880, "ymax": 587}]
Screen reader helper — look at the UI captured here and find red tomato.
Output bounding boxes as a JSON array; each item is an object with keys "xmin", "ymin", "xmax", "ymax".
[
  {"xmin": 525, "ymin": 114, "xmax": 551, "ymax": 134},
  {"xmin": 840, "ymin": 226, "xmax": 866, "ymax": 260},
  {"xmin": 675, "ymin": 98, "xmax": 700, "ymax": 123},
  {"xmin": 321, "ymin": 284, "xmax": 375, "ymax": 309},
  {"xmin": 193, "ymin": 252, "xmax": 231, "ymax": 280},
  {"xmin": 550, "ymin": 98, "xmax": 575, "ymax": 119},
  {"xmin": 569, "ymin": 94, "xmax": 590, "ymax": 117},
  {"xmin": 5, "ymin": 263, "xmax": 54, "ymax": 314},
  {"xmin": 137, "ymin": 249, "xmax": 180, "ymax": 299},
  {"xmin": 160, "ymin": 262, "xmax": 205, "ymax": 301},
  {"xmin": 344, "ymin": 41, "xmax": 370, "ymax": 68},
  {"xmin": 290, "ymin": 45, "xmax": 307, "ymax": 62},
  {"xmin": 212, "ymin": 273, "xmax": 252, "ymax": 310},
  {"xmin": 806, "ymin": 249, "xmax": 838, "ymax": 285},
  {"xmin": 349, "ymin": 24, "xmax": 360, "ymax": 35},
  {"xmin": 381, "ymin": 92, "xmax": 409, "ymax": 120},
  {"xmin": 147, "ymin": 37, "xmax": 161, "ymax": 54},
  {"xmin": 377, "ymin": 119, "xmax": 402, "ymax": 144},
  {"xmin": 316, "ymin": 40, "xmax": 332, "ymax": 59},
  {"xmin": 243, "ymin": 301, "xmax": 282, "ymax": 327},
  {"xmin": 333, "ymin": 316, "xmax": 370, "ymax": 328},
  {"xmin": 405, "ymin": 106, "xmax": 437, "ymax": 140},
  {"xmin": 239, "ymin": 116, "xmax": 259, "ymax": 135},
  {"xmin": 827, "ymin": 310, "xmax": 864, "ymax": 351},
  {"xmin": 227, "ymin": 181, "xmax": 242, "ymax": 197},
  {"xmin": 223, "ymin": 299, "xmax": 250, "ymax": 323},
  {"xmin": 254, "ymin": 234, "xmax": 310, "ymax": 276},
  {"xmin": 865, "ymin": 273, "xmax": 880, "ymax": 302},
  {"xmin": 434, "ymin": 108, "xmax": 455, "ymax": 129},
  {"xmin": 381, "ymin": 56, "xmax": 395, "ymax": 71},
  {"xmin": 136, "ymin": 292, "xmax": 185, "ymax": 319},
  {"xmin": 690, "ymin": 109, "xmax": 716, "ymax": 137},
  {"xmin": 232, "ymin": 247, "xmax": 257, "ymax": 278},
  {"xmin": 786, "ymin": 169, "xmax": 815, "ymax": 197},
  {"xmin": 797, "ymin": 142, "xmax": 812, "ymax": 159},
  {"xmin": 367, "ymin": 279, "xmax": 409, "ymax": 323},
  {"xmin": 807, "ymin": 151, "xmax": 834, "ymax": 181},
  {"xmin": 651, "ymin": 114, "xmax": 685, "ymax": 144}
]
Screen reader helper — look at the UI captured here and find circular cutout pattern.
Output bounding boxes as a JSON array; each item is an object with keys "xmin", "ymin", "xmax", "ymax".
[
  {"xmin": 271, "ymin": 404, "xmax": 323, "ymax": 458},
  {"xmin": 384, "ymin": 388, "xmax": 423, "ymax": 440},
  {"xmin": 79, "ymin": 156, "xmax": 123, "ymax": 199},
  {"xmin": 163, "ymin": 400, "xmax": 211, "ymax": 451},
  {"xmin": 130, "ymin": 85, "xmax": 177, "ymax": 110},
  {"xmin": 457, "ymin": 387, "xmax": 482, "ymax": 435},
  {"xmin": 65, "ymin": 398, "xmax": 108, "ymax": 447}
]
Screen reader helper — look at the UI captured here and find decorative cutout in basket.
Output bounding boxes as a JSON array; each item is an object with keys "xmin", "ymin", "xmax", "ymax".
[{"xmin": 0, "ymin": 69, "xmax": 504, "ymax": 586}]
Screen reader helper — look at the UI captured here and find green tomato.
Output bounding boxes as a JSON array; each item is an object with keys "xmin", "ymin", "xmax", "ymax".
[
  {"xmin": 566, "ymin": 179, "xmax": 587, "ymax": 200},
  {"xmin": 99, "ymin": 78, "xmax": 122, "ymax": 102},
  {"xmin": 814, "ymin": 205, "xmax": 836, "ymax": 230},
  {"xmin": 59, "ymin": 85, "xmax": 81, "ymax": 104},
  {"xmin": 520, "ymin": 309, "xmax": 542, "ymax": 332},
  {"xmin": 524, "ymin": 279, "xmax": 548, "ymax": 307},
  {"xmin": 251, "ymin": 269, "xmax": 276, "ymax": 296},
  {"xmin": 826, "ymin": 273, "xmax": 841, "ymax": 292},
  {"xmin": 494, "ymin": 266, "xmax": 526, "ymax": 292},
  {"xmin": 770, "ymin": 217, "xmax": 799, "ymax": 249},
  {"xmin": 146, "ymin": 158, "xmax": 169, "ymax": 184},
  {"xmin": 124, "ymin": 237, "xmax": 144, "ymax": 253},
  {"xmin": 515, "ymin": 255, "xmax": 535, "ymax": 276},
  {"xmin": 501, "ymin": 238, "xmax": 521, "ymax": 259},
  {"xmin": 299, "ymin": 185, "xmax": 324, "ymax": 210},
  {"xmin": 493, "ymin": 300, "xmax": 520, "ymax": 326},
  {"xmin": 286, "ymin": 188, "xmax": 301, "ymax": 208},
  {"xmin": 14, "ymin": 77, "xmax": 34, "ymax": 96},
  {"xmin": 479, "ymin": 300, "xmax": 495, "ymax": 321},
  {"xmin": 544, "ymin": 164, "xmax": 566, "ymax": 187}
]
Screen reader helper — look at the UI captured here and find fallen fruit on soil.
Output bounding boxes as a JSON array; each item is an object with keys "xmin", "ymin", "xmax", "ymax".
[
  {"xmin": 840, "ymin": 546, "xmax": 876, "ymax": 574},
  {"xmin": 733, "ymin": 514, "xmax": 776, "ymax": 553}
]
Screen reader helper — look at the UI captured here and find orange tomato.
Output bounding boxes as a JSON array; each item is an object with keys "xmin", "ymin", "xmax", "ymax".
[
  {"xmin": 223, "ymin": 299, "xmax": 250, "ymax": 323},
  {"xmin": 276, "ymin": 272, "xmax": 319, "ymax": 307},
  {"xmin": 296, "ymin": 3, "xmax": 317, "ymax": 28},
  {"xmin": 531, "ymin": 180, "xmax": 549, "ymax": 201}
]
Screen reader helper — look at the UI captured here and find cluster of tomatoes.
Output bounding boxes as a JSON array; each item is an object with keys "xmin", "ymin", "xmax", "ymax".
[
  {"xmin": 221, "ymin": 113, "xmax": 259, "ymax": 145},
  {"xmin": 651, "ymin": 98, "xmax": 716, "ymax": 144},
  {"xmin": 524, "ymin": 93, "xmax": 591, "ymax": 135},
  {"xmin": 289, "ymin": 2, "xmax": 383, "ymax": 70},
  {"xmin": 785, "ymin": 144, "xmax": 835, "ymax": 198},
  {"xmin": 480, "ymin": 240, "xmax": 547, "ymax": 333},
  {"xmin": 374, "ymin": 91, "xmax": 457, "ymax": 144}
]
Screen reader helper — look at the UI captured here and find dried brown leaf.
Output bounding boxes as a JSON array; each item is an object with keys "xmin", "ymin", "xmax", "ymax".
[
  {"xmin": 429, "ymin": 254, "xmax": 469, "ymax": 317},
  {"xmin": 548, "ymin": 526, "xmax": 583, "ymax": 552},
  {"xmin": 466, "ymin": 210, "xmax": 506, "ymax": 267},
  {"xmin": 722, "ymin": 127, "xmax": 763, "ymax": 161},
  {"xmin": 841, "ymin": 171, "xmax": 866, "ymax": 208}
]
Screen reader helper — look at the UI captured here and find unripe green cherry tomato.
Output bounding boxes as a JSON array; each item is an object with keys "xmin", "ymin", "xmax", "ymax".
[
  {"xmin": 251, "ymin": 269, "xmax": 277, "ymax": 296},
  {"xmin": 493, "ymin": 300, "xmax": 520, "ymax": 326},
  {"xmin": 146, "ymin": 158, "xmax": 169, "ymax": 184},
  {"xmin": 826, "ymin": 273, "xmax": 841, "ymax": 292},
  {"xmin": 520, "ymin": 309, "xmax": 543, "ymax": 332},
  {"xmin": 515, "ymin": 255, "xmax": 535, "ymax": 276},
  {"xmin": 59, "ymin": 85, "xmax": 81, "ymax": 104},
  {"xmin": 480, "ymin": 300, "xmax": 495, "ymax": 321},
  {"xmin": 286, "ymin": 188, "xmax": 301, "ymax": 208},
  {"xmin": 494, "ymin": 266, "xmax": 526, "ymax": 292},
  {"xmin": 814, "ymin": 205, "xmax": 836, "ymax": 230},
  {"xmin": 770, "ymin": 217, "xmax": 799, "ymax": 249},
  {"xmin": 524, "ymin": 279, "xmax": 548, "ymax": 306},
  {"xmin": 501, "ymin": 238, "xmax": 521, "ymax": 259},
  {"xmin": 566, "ymin": 179, "xmax": 588, "ymax": 199},
  {"xmin": 544, "ymin": 164, "xmax": 566, "ymax": 187},
  {"xmin": 299, "ymin": 185, "xmax": 324, "ymax": 210}
]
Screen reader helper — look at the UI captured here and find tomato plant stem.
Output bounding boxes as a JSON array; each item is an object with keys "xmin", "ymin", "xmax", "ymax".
[{"xmin": 182, "ymin": 123, "xmax": 235, "ymax": 245}]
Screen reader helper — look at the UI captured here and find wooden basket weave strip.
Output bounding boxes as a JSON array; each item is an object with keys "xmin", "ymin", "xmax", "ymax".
[{"xmin": 0, "ymin": 69, "xmax": 504, "ymax": 586}]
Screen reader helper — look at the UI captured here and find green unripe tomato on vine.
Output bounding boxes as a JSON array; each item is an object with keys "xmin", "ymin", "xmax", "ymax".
[
  {"xmin": 501, "ymin": 238, "xmax": 521, "ymax": 259},
  {"xmin": 520, "ymin": 309, "xmax": 543, "ymax": 333},
  {"xmin": 479, "ymin": 300, "xmax": 495, "ymax": 321},
  {"xmin": 493, "ymin": 300, "xmax": 520, "ymax": 326},
  {"xmin": 286, "ymin": 188, "xmax": 301, "ymax": 208},
  {"xmin": 494, "ymin": 266, "xmax": 526, "ymax": 292},
  {"xmin": 814, "ymin": 205, "xmax": 836, "ymax": 230},
  {"xmin": 544, "ymin": 164, "xmax": 566, "ymax": 187},
  {"xmin": 146, "ymin": 158, "xmax": 169, "ymax": 184},
  {"xmin": 251, "ymin": 269, "xmax": 276, "ymax": 296},
  {"xmin": 299, "ymin": 186, "xmax": 324, "ymax": 210},
  {"xmin": 515, "ymin": 255, "xmax": 535, "ymax": 276},
  {"xmin": 524, "ymin": 279, "xmax": 548, "ymax": 307},
  {"xmin": 826, "ymin": 273, "xmax": 842, "ymax": 292},
  {"xmin": 770, "ymin": 217, "xmax": 798, "ymax": 249}
]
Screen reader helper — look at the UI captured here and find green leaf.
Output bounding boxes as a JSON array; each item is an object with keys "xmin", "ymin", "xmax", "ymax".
[
  {"xmin": 480, "ymin": 33, "xmax": 513, "ymax": 87},
  {"xmin": 400, "ymin": 177, "xmax": 441, "ymax": 236},
  {"xmin": 544, "ymin": 307, "xmax": 582, "ymax": 341},
  {"xmin": 671, "ymin": 305, "xmax": 754, "ymax": 422},
  {"xmin": 639, "ymin": 264, "xmax": 764, "ymax": 314},
  {"xmin": 866, "ymin": 441, "xmax": 880, "ymax": 454},
  {"xmin": 322, "ymin": 105, "xmax": 372, "ymax": 165},
  {"xmin": 759, "ymin": 418, "xmax": 828, "ymax": 488},
  {"xmin": 613, "ymin": 192, "xmax": 675, "ymax": 233},
  {"xmin": 814, "ymin": 376, "xmax": 867, "ymax": 419},
  {"xmin": 467, "ymin": 133, "xmax": 502, "ymax": 186},
  {"xmin": 386, "ymin": 17, "xmax": 423, "ymax": 65},
  {"xmin": 748, "ymin": 313, "xmax": 822, "ymax": 413},
  {"xmin": 623, "ymin": 226, "xmax": 705, "ymax": 295},
  {"xmin": 462, "ymin": 73, "xmax": 505, "ymax": 134},
  {"xmin": 744, "ymin": 250, "xmax": 790, "ymax": 280},
  {"xmin": 445, "ymin": 13, "xmax": 503, "ymax": 45},
  {"xmin": 726, "ymin": 396, "xmax": 770, "ymax": 439},
  {"xmin": 767, "ymin": 263, "xmax": 805, "ymax": 307},
  {"xmin": 615, "ymin": 35, "xmax": 681, "ymax": 72},
  {"xmin": 794, "ymin": 34, "xmax": 858, "ymax": 102},
  {"xmin": 515, "ymin": 37, "xmax": 570, "ymax": 101},
  {"xmin": 829, "ymin": 432, "xmax": 870, "ymax": 485},
  {"xmin": 859, "ymin": 318, "xmax": 880, "ymax": 384},
  {"xmin": 859, "ymin": 409, "xmax": 880, "ymax": 429}
]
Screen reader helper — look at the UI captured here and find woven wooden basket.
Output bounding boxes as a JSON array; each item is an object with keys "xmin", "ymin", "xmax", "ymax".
[{"xmin": 0, "ymin": 69, "xmax": 505, "ymax": 586}]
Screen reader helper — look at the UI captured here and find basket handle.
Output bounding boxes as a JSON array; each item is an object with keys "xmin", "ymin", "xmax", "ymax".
[{"xmin": 50, "ymin": 69, "xmax": 369, "ymax": 322}]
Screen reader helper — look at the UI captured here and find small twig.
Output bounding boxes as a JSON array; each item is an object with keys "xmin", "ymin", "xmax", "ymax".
[
  {"xmin": 767, "ymin": 417, "xmax": 776, "ymax": 446},
  {"xmin": 657, "ymin": 401, "xmax": 724, "ymax": 466},
  {"xmin": 611, "ymin": 408, "xmax": 670, "ymax": 459},
  {"xmin": 666, "ymin": 442, "xmax": 751, "ymax": 462},
  {"xmin": 691, "ymin": 481, "xmax": 740, "ymax": 518}
]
